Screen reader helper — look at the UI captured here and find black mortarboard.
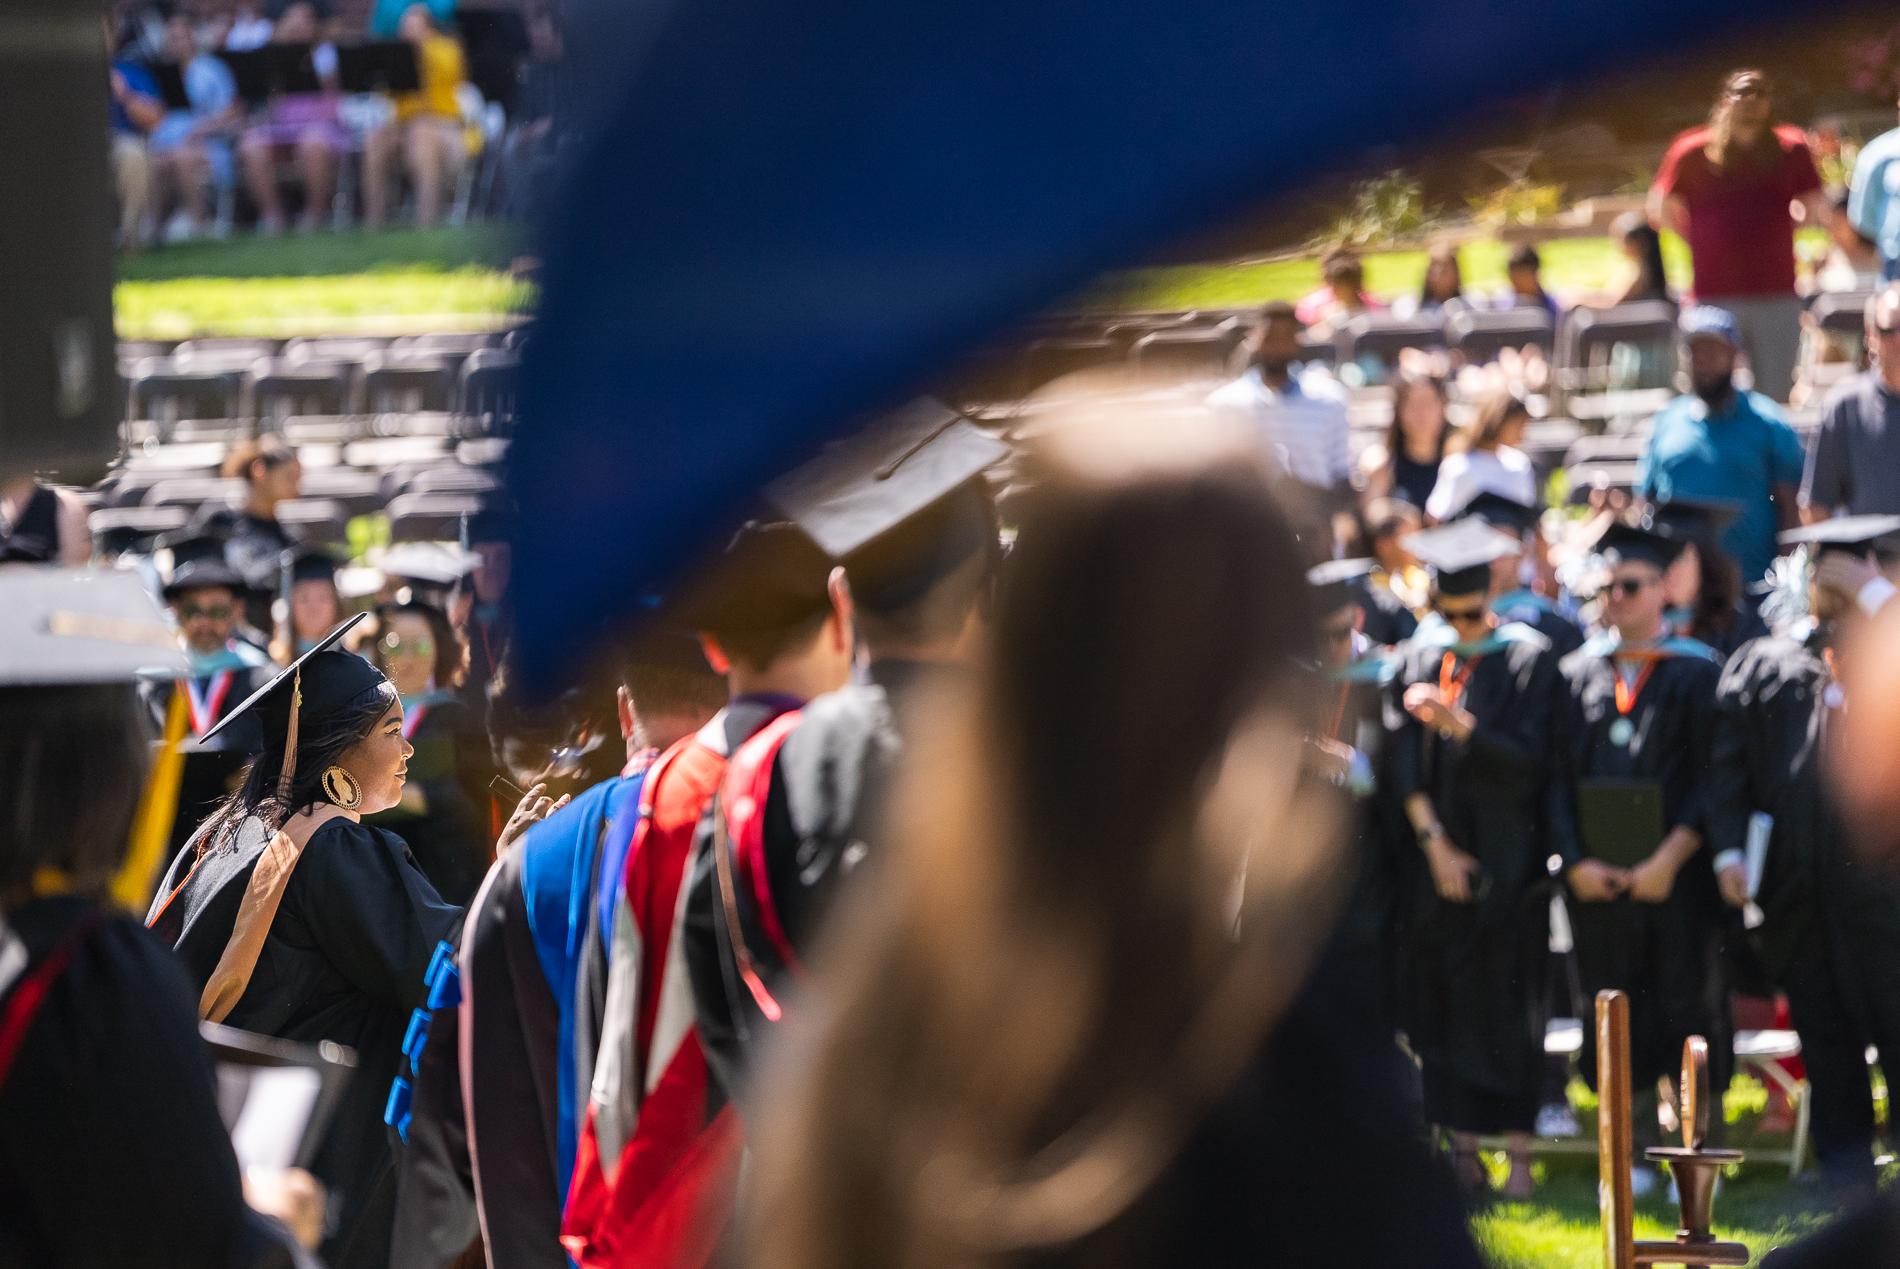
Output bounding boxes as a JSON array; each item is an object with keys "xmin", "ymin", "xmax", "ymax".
[
  {"xmin": 0, "ymin": 568, "xmax": 185, "ymax": 685},
  {"xmin": 676, "ymin": 521, "xmax": 835, "ymax": 635},
  {"xmin": 284, "ymin": 546, "xmax": 341, "ymax": 587},
  {"xmin": 1641, "ymin": 495, "xmax": 1742, "ymax": 548},
  {"xmin": 1306, "ymin": 557, "xmax": 1375, "ymax": 614},
  {"xmin": 159, "ymin": 530, "xmax": 247, "ymax": 600},
  {"xmin": 1778, "ymin": 514, "xmax": 1900, "ymax": 558},
  {"xmin": 200, "ymin": 614, "xmax": 392, "ymax": 801},
  {"xmin": 1594, "ymin": 519, "xmax": 1685, "ymax": 572},
  {"xmin": 1450, "ymin": 490, "xmax": 1538, "ymax": 538},
  {"xmin": 766, "ymin": 399, "xmax": 1006, "ymax": 612},
  {"xmin": 1403, "ymin": 520, "xmax": 1519, "ymax": 596}
]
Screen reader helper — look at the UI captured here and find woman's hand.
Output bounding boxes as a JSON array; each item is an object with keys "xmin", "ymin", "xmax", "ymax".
[
  {"xmin": 1566, "ymin": 859, "xmax": 1626, "ymax": 903},
  {"xmin": 1424, "ymin": 832, "xmax": 1479, "ymax": 903},
  {"xmin": 243, "ymin": 1167, "xmax": 325, "ymax": 1249},
  {"xmin": 496, "ymin": 782, "xmax": 570, "ymax": 853}
]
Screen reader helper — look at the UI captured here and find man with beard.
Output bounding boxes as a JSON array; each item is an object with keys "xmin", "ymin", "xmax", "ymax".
[
  {"xmin": 1649, "ymin": 68, "xmax": 1828, "ymax": 401},
  {"xmin": 1639, "ymin": 305, "xmax": 1806, "ymax": 593},
  {"xmin": 1710, "ymin": 516, "xmax": 1900, "ymax": 1202},
  {"xmin": 1207, "ymin": 301, "xmax": 1351, "ymax": 512}
]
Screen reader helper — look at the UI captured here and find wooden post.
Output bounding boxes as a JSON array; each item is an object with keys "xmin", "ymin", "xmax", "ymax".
[{"xmin": 1598, "ymin": 989, "xmax": 1635, "ymax": 1269}]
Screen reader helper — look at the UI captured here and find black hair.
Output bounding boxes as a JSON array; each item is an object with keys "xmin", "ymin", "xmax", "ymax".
[
  {"xmin": 704, "ymin": 608, "xmax": 832, "ymax": 672},
  {"xmin": 0, "ymin": 686, "xmax": 151, "ymax": 900},
  {"xmin": 196, "ymin": 685, "xmax": 395, "ymax": 854},
  {"xmin": 1617, "ymin": 219, "xmax": 1671, "ymax": 304},
  {"xmin": 1507, "ymin": 244, "xmax": 1541, "ymax": 272}
]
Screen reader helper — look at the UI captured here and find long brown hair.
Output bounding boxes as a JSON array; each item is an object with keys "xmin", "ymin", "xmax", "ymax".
[
  {"xmin": 1705, "ymin": 69, "xmax": 1779, "ymax": 173},
  {"xmin": 1384, "ymin": 371, "xmax": 1450, "ymax": 470},
  {"xmin": 1447, "ymin": 387, "xmax": 1529, "ymax": 455},
  {"xmin": 746, "ymin": 412, "xmax": 1343, "ymax": 1268}
]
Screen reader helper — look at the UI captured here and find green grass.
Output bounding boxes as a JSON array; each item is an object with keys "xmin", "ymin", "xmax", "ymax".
[
  {"xmin": 113, "ymin": 225, "xmax": 530, "ymax": 339},
  {"xmin": 1470, "ymin": 1158, "xmax": 1841, "ymax": 1268}
]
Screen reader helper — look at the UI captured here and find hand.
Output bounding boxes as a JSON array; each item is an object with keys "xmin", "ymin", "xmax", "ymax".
[
  {"xmin": 497, "ymin": 782, "xmax": 570, "ymax": 852},
  {"xmin": 1402, "ymin": 683, "xmax": 1442, "ymax": 722},
  {"xmin": 1815, "ymin": 551, "xmax": 1878, "ymax": 610},
  {"xmin": 1625, "ymin": 850, "xmax": 1681, "ymax": 904},
  {"xmin": 1566, "ymin": 859, "xmax": 1627, "ymax": 903},
  {"xmin": 1302, "ymin": 735, "xmax": 1353, "ymax": 784},
  {"xmin": 110, "ymin": 68, "xmax": 128, "ymax": 100},
  {"xmin": 1717, "ymin": 861, "xmax": 1750, "ymax": 909},
  {"xmin": 243, "ymin": 1167, "xmax": 325, "ymax": 1248},
  {"xmin": 1425, "ymin": 833, "xmax": 1480, "ymax": 903}
]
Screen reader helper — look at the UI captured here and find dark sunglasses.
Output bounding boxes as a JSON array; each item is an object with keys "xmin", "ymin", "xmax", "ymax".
[
  {"xmin": 1435, "ymin": 606, "xmax": 1488, "ymax": 624},
  {"xmin": 179, "ymin": 603, "xmax": 233, "ymax": 621},
  {"xmin": 1607, "ymin": 577, "xmax": 1653, "ymax": 599}
]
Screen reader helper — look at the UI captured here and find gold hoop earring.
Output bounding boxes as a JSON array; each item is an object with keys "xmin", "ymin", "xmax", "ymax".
[{"xmin": 321, "ymin": 765, "xmax": 363, "ymax": 810}]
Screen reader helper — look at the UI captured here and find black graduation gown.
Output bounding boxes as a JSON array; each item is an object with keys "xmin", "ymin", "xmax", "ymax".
[
  {"xmin": 193, "ymin": 508, "xmax": 298, "ymax": 631},
  {"xmin": 1686, "ymin": 601, "xmax": 1769, "ymax": 664},
  {"xmin": 461, "ymin": 608, "xmax": 511, "ymax": 713},
  {"xmin": 1352, "ymin": 575, "xmax": 1418, "ymax": 647},
  {"xmin": 1387, "ymin": 627, "xmax": 1568, "ymax": 1134},
  {"xmin": 1321, "ymin": 662, "xmax": 1406, "ymax": 1030},
  {"xmin": 369, "ymin": 697, "xmax": 492, "ymax": 907},
  {"xmin": 147, "ymin": 666, "xmax": 273, "ymax": 856},
  {"xmin": 685, "ymin": 661, "xmax": 926, "ymax": 1108},
  {"xmin": 1492, "ymin": 592, "xmax": 1585, "ymax": 660},
  {"xmin": 1710, "ymin": 635, "xmax": 1900, "ymax": 1194},
  {"xmin": 0, "ymin": 896, "xmax": 305, "ymax": 1269},
  {"xmin": 148, "ymin": 816, "xmax": 463, "ymax": 1269},
  {"xmin": 1560, "ymin": 640, "xmax": 1726, "ymax": 1097}
]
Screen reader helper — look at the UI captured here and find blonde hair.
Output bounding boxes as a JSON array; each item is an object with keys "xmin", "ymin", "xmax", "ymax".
[{"xmin": 1447, "ymin": 388, "xmax": 1529, "ymax": 455}]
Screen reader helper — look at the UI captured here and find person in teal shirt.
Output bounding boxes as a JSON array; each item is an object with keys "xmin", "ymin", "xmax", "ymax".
[
  {"xmin": 1638, "ymin": 306, "xmax": 1805, "ymax": 590},
  {"xmin": 371, "ymin": 0, "xmax": 455, "ymax": 37}
]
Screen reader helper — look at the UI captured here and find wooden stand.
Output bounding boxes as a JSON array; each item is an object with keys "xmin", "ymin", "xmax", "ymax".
[{"xmin": 1595, "ymin": 992, "xmax": 1749, "ymax": 1268}]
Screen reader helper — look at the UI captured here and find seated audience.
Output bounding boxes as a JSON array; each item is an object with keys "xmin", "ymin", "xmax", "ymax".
[
  {"xmin": 237, "ymin": 1, "xmax": 345, "ymax": 235},
  {"xmin": 149, "ymin": 14, "xmax": 240, "ymax": 241},
  {"xmin": 363, "ymin": 4, "xmax": 470, "ymax": 228}
]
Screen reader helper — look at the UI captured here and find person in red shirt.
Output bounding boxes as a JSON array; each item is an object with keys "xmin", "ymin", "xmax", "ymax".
[{"xmin": 1648, "ymin": 69, "xmax": 1831, "ymax": 402}]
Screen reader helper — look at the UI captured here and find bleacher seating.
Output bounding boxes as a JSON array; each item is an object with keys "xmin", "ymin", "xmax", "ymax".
[
  {"xmin": 1448, "ymin": 305, "xmax": 1554, "ymax": 363},
  {"xmin": 1334, "ymin": 312, "xmax": 1446, "ymax": 374}
]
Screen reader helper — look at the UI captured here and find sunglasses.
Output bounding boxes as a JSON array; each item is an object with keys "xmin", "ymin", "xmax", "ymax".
[
  {"xmin": 1434, "ymin": 606, "xmax": 1488, "ymax": 624},
  {"xmin": 1606, "ymin": 577, "xmax": 1654, "ymax": 599},
  {"xmin": 179, "ymin": 603, "xmax": 233, "ymax": 621},
  {"xmin": 383, "ymin": 634, "xmax": 435, "ymax": 656}
]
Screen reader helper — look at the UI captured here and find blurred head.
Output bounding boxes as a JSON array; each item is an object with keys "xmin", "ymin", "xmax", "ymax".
[
  {"xmin": 163, "ymin": 14, "xmax": 197, "ymax": 61},
  {"xmin": 471, "ymin": 540, "xmax": 512, "ymax": 605},
  {"xmin": 1506, "ymin": 243, "xmax": 1542, "ymax": 297},
  {"xmin": 1454, "ymin": 388, "xmax": 1529, "ymax": 454},
  {"xmin": 1687, "ymin": 333, "xmax": 1738, "ymax": 403},
  {"xmin": 1363, "ymin": 497, "xmax": 1421, "ymax": 572},
  {"xmin": 224, "ymin": 435, "xmax": 301, "ymax": 507},
  {"xmin": 1712, "ymin": 69, "xmax": 1772, "ymax": 148},
  {"xmin": 1604, "ymin": 559, "xmax": 1667, "ymax": 638},
  {"xmin": 1614, "ymin": 214, "xmax": 1670, "ymax": 302},
  {"xmin": 173, "ymin": 583, "xmax": 240, "ymax": 654},
  {"xmin": 1865, "ymin": 287, "xmax": 1900, "ymax": 373},
  {"xmin": 1321, "ymin": 248, "xmax": 1365, "ymax": 300},
  {"xmin": 0, "ymin": 685, "xmax": 151, "ymax": 903},
  {"xmin": 1318, "ymin": 600, "xmax": 1360, "ymax": 670},
  {"xmin": 398, "ymin": 3, "xmax": 437, "ymax": 42},
  {"xmin": 1421, "ymin": 246, "xmax": 1462, "ymax": 305},
  {"xmin": 275, "ymin": 1, "xmax": 319, "ymax": 42},
  {"xmin": 1662, "ymin": 539, "xmax": 1702, "ymax": 608},
  {"xmin": 374, "ymin": 601, "xmax": 464, "ymax": 698},
  {"xmin": 1388, "ymin": 371, "xmax": 1449, "ymax": 460},
  {"xmin": 289, "ymin": 577, "xmax": 342, "ymax": 644},
  {"xmin": 1249, "ymin": 301, "xmax": 1304, "ymax": 378}
]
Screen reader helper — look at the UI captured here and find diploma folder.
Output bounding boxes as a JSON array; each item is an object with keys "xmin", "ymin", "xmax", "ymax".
[
  {"xmin": 1577, "ymin": 779, "xmax": 1664, "ymax": 869},
  {"xmin": 202, "ymin": 1022, "xmax": 356, "ymax": 1173}
]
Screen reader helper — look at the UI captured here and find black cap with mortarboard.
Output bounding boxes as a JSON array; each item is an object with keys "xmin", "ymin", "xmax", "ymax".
[
  {"xmin": 1450, "ymin": 490, "xmax": 1539, "ymax": 539},
  {"xmin": 1779, "ymin": 515, "xmax": 1900, "ymax": 558},
  {"xmin": 1404, "ymin": 520, "xmax": 1519, "ymax": 597},
  {"xmin": 0, "ymin": 568, "xmax": 186, "ymax": 685},
  {"xmin": 766, "ymin": 398, "xmax": 1006, "ymax": 613},
  {"xmin": 283, "ymin": 545, "xmax": 342, "ymax": 588},
  {"xmin": 159, "ymin": 530, "xmax": 248, "ymax": 600},
  {"xmin": 1641, "ymin": 495, "xmax": 1742, "ymax": 549},
  {"xmin": 199, "ymin": 613, "xmax": 393, "ymax": 801},
  {"xmin": 1594, "ymin": 519, "xmax": 1686, "ymax": 572},
  {"xmin": 1305, "ymin": 557, "xmax": 1375, "ymax": 614},
  {"xmin": 676, "ymin": 521, "xmax": 835, "ymax": 637}
]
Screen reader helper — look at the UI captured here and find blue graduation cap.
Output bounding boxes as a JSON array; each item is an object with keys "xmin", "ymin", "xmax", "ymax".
[{"xmin": 510, "ymin": 0, "xmax": 1787, "ymax": 690}]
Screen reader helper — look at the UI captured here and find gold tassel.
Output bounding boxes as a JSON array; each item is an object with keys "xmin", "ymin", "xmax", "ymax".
[
  {"xmin": 114, "ymin": 685, "xmax": 191, "ymax": 912},
  {"xmin": 275, "ymin": 669, "xmax": 303, "ymax": 805}
]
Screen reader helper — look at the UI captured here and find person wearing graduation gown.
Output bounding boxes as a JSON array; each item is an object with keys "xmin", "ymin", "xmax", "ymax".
[
  {"xmin": 1560, "ymin": 520, "xmax": 1727, "ymax": 1144},
  {"xmin": 1356, "ymin": 497, "xmax": 1428, "ymax": 647},
  {"xmin": 0, "ymin": 569, "xmax": 317, "ymax": 1268},
  {"xmin": 193, "ymin": 436, "xmax": 305, "ymax": 634},
  {"xmin": 389, "ymin": 630, "xmax": 725, "ymax": 1269},
  {"xmin": 1450, "ymin": 489, "xmax": 1585, "ymax": 660},
  {"xmin": 458, "ymin": 506, "xmax": 515, "ymax": 712},
  {"xmin": 152, "ymin": 541, "xmax": 275, "ymax": 855},
  {"xmin": 147, "ymin": 617, "xmax": 463, "ymax": 1269},
  {"xmin": 1386, "ymin": 519, "xmax": 1570, "ymax": 1198},
  {"xmin": 1711, "ymin": 516, "xmax": 1900, "ymax": 1200},
  {"xmin": 742, "ymin": 413, "xmax": 1483, "ymax": 1269},
  {"xmin": 564, "ymin": 521, "xmax": 853, "ymax": 1268},
  {"xmin": 274, "ymin": 546, "xmax": 348, "ymax": 663},
  {"xmin": 685, "ymin": 405, "xmax": 1005, "ymax": 1112},
  {"xmin": 366, "ymin": 600, "xmax": 493, "ymax": 905},
  {"xmin": 1649, "ymin": 494, "xmax": 1768, "ymax": 661}
]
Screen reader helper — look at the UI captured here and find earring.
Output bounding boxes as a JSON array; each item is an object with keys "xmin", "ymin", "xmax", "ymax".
[{"xmin": 320, "ymin": 765, "xmax": 363, "ymax": 810}]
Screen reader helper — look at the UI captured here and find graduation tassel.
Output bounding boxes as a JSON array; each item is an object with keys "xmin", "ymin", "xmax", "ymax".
[
  {"xmin": 113, "ymin": 685, "xmax": 191, "ymax": 913},
  {"xmin": 275, "ymin": 669, "xmax": 303, "ymax": 806}
]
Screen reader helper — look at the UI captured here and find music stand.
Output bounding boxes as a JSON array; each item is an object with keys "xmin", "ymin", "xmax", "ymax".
[
  {"xmin": 150, "ymin": 62, "xmax": 193, "ymax": 112},
  {"xmin": 336, "ymin": 41, "xmax": 421, "ymax": 94},
  {"xmin": 217, "ymin": 42, "xmax": 324, "ymax": 107},
  {"xmin": 202, "ymin": 1021, "xmax": 356, "ymax": 1172},
  {"xmin": 456, "ymin": 7, "xmax": 530, "ymax": 110}
]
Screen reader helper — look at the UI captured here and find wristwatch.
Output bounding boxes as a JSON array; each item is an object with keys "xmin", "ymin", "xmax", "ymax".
[{"xmin": 1415, "ymin": 823, "xmax": 1445, "ymax": 848}]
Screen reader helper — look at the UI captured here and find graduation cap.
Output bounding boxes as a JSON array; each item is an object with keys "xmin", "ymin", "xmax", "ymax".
[
  {"xmin": 1593, "ymin": 519, "xmax": 1686, "ymax": 572},
  {"xmin": 675, "ymin": 521, "xmax": 835, "ymax": 636},
  {"xmin": 1450, "ymin": 490, "xmax": 1538, "ymax": 538},
  {"xmin": 1306, "ymin": 557, "xmax": 1375, "ymax": 614},
  {"xmin": 1403, "ymin": 520, "xmax": 1519, "ymax": 596},
  {"xmin": 1778, "ymin": 514, "xmax": 1900, "ymax": 558},
  {"xmin": 381, "ymin": 542, "xmax": 478, "ymax": 592},
  {"xmin": 766, "ymin": 398, "xmax": 1007, "ymax": 612},
  {"xmin": 282, "ymin": 546, "xmax": 342, "ymax": 588},
  {"xmin": 1641, "ymin": 495, "xmax": 1741, "ymax": 548},
  {"xmin": 200, "ymin": 613, "xmax": 393, "ymax": 802},
  {"xmin": 158, "ymin": 531, "xmax": 248, "ymax": 601},
  {"xmin": 0, "ymin": 568, "xmax": 185, "ymax": 685}
]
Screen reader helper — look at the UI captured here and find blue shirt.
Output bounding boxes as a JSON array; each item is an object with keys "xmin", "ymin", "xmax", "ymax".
[
  {"xmin": 109, "ymin": 59, "xmax": 159, "ymax": 136},
  {"xmin": 1638, "ymin": 389, "xmax": 1805, "ymax": 587},
  {"xmin": 1849, "ymin": 124, "xmax": 1900, "ymax": 281}
]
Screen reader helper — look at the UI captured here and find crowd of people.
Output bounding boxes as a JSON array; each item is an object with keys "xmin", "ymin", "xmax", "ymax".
[
  {"xmin": 9, "ymin": 56, "xmax": 1900, "ymax": 1269},
  {"xmin": 105, "ymin": 0, "xmax": 568, "ymax": 247}
]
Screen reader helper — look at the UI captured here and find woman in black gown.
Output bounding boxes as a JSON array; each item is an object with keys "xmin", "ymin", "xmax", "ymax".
[
  {"xmin": 0, "ymin": 570, "xmax": 314, "ymax": 1267},
  {"xmin": 149, "ymin": 616, "xmax": 462, "ymax": 1269}
]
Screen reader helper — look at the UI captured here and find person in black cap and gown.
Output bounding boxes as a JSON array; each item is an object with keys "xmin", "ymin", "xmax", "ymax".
[
  {"xmin": 684, "ymin": 400, "xmax": 1005, "ymax": 1109},
  {"xmin": 1559, "ymin": 518, "xmax": 1726, "ymax": 1158},
  {"xmin": 1386, "ymin": 518, "xmax": 1572, "ymax": 1198},
  {"xmin": 459, "ymin": 506, "xmax": 514, "ymax": 711},
  {"xmin": 147, "ymin": 616, "xmax": 463, "ymax": 1269},
  {"xmin": 1448, "ymin": 490, "xmax": 1584, "ymax": 659},
  {"xmin": 0, "ymin": 569, "xmax": 319, "ymax": 1266},
  {"xmin": 152, "ymin": 533, "xmax": 276, "ymax": 854},
  {"xmin": 275, "ymin": 546, "xmax": 347, "ymax": 663},
  {"xmin": 1712, "ymin": 515, "xmax": 1900, "ymax": 1200},
  {"xmin": 1648, "ymin": 494, "xmax": 1767, "ymax": 661}
]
